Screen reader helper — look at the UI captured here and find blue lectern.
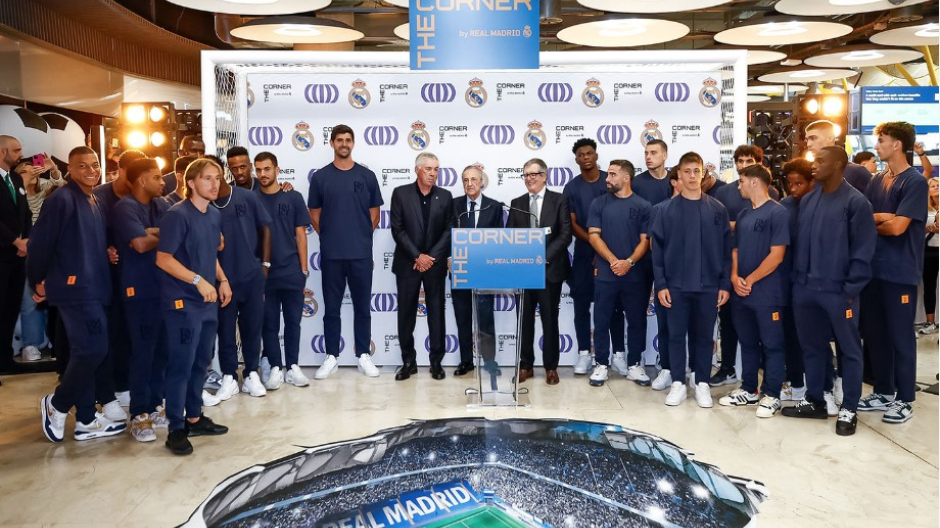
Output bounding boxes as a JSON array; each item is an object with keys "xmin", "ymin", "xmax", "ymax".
[{"xmin": 451, "ymin": 228, "xmax": 545, "ymax": 407}]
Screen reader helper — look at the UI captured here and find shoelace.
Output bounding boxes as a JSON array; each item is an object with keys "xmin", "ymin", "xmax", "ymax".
[
  {"xmin": 885, "ymin": 400, "xmax": 906, "ymax": 411},
  {"xmin": 838, "ymin": 408, "xmax": 855, "ymax": 421},
  {"xmin": 795, "ymin": 398, "xmax": 814, "ymax": 409},
  {"xmin": 860, "ymin": 393, "xmax": 887, "ymax": 403}
]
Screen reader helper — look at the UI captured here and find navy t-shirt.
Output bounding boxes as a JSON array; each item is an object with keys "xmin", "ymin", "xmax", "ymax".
[
  {"xmin": 734, "ymin": 201, "xmax": 790, "ymax": 306},
  {"xmin": 586, "ymin": 193, "xmax": 651, "ymax": 283},
  {"xmin": 714, "ymin": 181, "xmax": 780, "ymax": 222},
  {"xmin": 307, "ymin": 162, "xmax": 383, "ymax": 260},
  {"xmin": 92, "ymin": 182, "xmax": 123, "ymax": 245},
  {"xmin": 680, "ymin": 197, "xmax": 704, "ymax": 290},
  {"xmin": 258, "ymin": 189, "xmax": 309, "ymax": 285},
  {"xmin": 865, "ymin": 167, "xmax": 928, "ymax": 285},
  {"xmin": 563, "ymin": 171, "xmax": 608, "ymax": 258},
  {"xmin": 705, "ymin": 178, "xmax": 726, "ymax": 197},
  {"xmin": 214, "ymin": 186, "xmax": 272, "ymax": 284},
  {"xmin": 114, "ymin": 196, "xmax": 169, "ymax": 302},
  {"xmin": 163, "ymin": 193, "xmax": 184, "ymax": 207},
  {"xmin": 158, "ymin": 200, "xmax": 222, "ymax": 311},
  {"xmin": 844, "ymin": 163, "xmax": 872, "ymax": 195},
  {"xmin": 632, "ymin": 170, "xmax": 672, "ymax": 206}
]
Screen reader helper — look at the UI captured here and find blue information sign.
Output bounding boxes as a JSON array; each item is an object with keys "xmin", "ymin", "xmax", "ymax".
[
  {"xmin": 860, "ymin": 86, "xmax": 939, "ymax": 134},
  {"xmin": 410, "ymin": 0, "xmax": 540, "ymax": 71},
  {"xmin": 451, "ymin": 228, "xmax": 546, "ymax": 290}
]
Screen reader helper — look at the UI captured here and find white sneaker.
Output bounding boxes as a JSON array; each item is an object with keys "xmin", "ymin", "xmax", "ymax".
[
  {"xmin": 665, "ymin": 382, "xmax": 687, "ymax": 406},
  {"xmin": 286, "ymin": 364, "xmax": 310, "ymax": 387},
  {"xmin": 358, "ymin": 354, "xmax": 380, "ymax": 377},
  {"xmin": 718, "ymin": 388, "xmax": 759, "ymax": 407},
  {"xmin": 610, "ymin": 352, "xmax": 629, "ymax": 376},
  {"xmin": 315, "ymin": 355, "xmax": 339, "ymax": 380},
  {"xmin": 74, "ymin": 412, "xmax": 126, "ymax": 441},
  {"xmin": 756, "ymin": 395, "xmax": 781, "ymax": 418},
  {"xmin": 833, "ymin": 377, "xmax": 844, "ymax": 406},
  {"xmin": 101, "ymin": 400, "xmax": 128, "ymax": 422},
  {"xmin": 824, "ymin": 392, "xmax": 838, "ymax": 417},
  {"xmin": 115, "ymin": 391, "xmax": 131, "ymax": 408},
  {"xmin": 241, "ymin": 372, "xmax": 267, "ymax": 397},
  {"xmin": 573, "ymin": 351, "xmax": 593, "ymax": 375},
  {"xmin": 918, "ymin": 322, "xmax": 938, "ymax": 336},
  {"xmin": 651, "ymin": 369, "xmax": 672, "ymax": 391},
  {"xmin": 41, "ymin": 394, "xmax": 67, "ymax": 443},
  {"xmin": 202, "ymin": 390, "xmax": 221, "ymax": 407},
  {"xmin": 216, "ymin": 375, "xmax": 240, "ymax": 400},
  {"xmin": 260, "ymin": 356, "xmax": 272, "ymax": 384},
  {"xmin": 150, "ymin": 405, "xmax": 169, "ymax": 428},
  {"xmin": 589, "ymin": 365, "xmax": 609, "ymax": 387},
  {"xmin": 264, "ymin": 366, "xmax": 284, "ymax": 390},
  {"xmin": 780, "ymin": 382, "xmax": 807, "ymax": 402},
  {"xmin": 22, "ymin": 345, "xmax": 41, "ymax": 361},
  {"xmin": 695, "ymin": 382, "xmax": 714, "ymax": 408},
  {"xmin": 130, "ymin": 413, "xmax": 156, "ymax": 443},
  {"xmin": 626, "ymin": 364, "xmax": 651, "ymax": 386}
]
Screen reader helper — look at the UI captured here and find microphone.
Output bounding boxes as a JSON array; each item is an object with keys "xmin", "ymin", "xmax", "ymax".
[
  {"xmin": 502, "ymin": 204, "xmax": 539, "ymax": 228},
  {"xmin": 456, "ymin": 203, "xmax": 492, "ymax": 228}
]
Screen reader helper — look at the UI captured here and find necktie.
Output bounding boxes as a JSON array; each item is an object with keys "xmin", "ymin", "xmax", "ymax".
[
  {"xmin": 530, "ymin": 194, "xmax": 540, "ymax": 228},
  {"xmin": 4, "ymin": 173, "xmax": 15, "ymax": 204},
  {"xmin": 469, "ymin": 200, "xmax": 477, "ymax": 228}
]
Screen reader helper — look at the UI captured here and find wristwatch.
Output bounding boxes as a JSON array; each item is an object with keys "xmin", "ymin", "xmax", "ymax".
[
  {"xmin": 262, "ymin": 261, "xmax": 271, "ymax": 269},
  {"xmin": 192, "ymin": 275, "xmax": 202, "ymax": 285},
  {"xmin": 303, "ymin": 270, "xmax": 310, "ymax": 277},
  {"xmin": 626, "ymin": 257, "xmax": 635, "ymax": 266}
]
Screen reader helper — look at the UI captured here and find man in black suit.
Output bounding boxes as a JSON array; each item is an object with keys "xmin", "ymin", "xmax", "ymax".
[
  {"xmin": 391, "ymin": 152, "xmax": 455, "ymax": 381},
  {"xmin": 507, "ymin": 158, "xmax": 572, "ymax": 385},
  {"xmin": 0, "ymin": 135, "xmax": 31, "ymax": 375},
  {"xmin": 451, "ymin": 165, "xmax": 504, "ymax": 376}
]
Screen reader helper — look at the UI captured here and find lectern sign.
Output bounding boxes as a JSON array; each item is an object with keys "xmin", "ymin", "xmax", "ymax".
[
  {"xmin": 410, "ymin": 0, "xmax": 540, "ymax": 71},
  {"xmin": 451, "ymin": 228, "xmax": 546, "ymax": 289}
]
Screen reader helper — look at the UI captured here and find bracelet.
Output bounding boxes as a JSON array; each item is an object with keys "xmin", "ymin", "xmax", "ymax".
[{"xmin": 219, "ymin": 279, "xmax": 229, "ymax": 283}]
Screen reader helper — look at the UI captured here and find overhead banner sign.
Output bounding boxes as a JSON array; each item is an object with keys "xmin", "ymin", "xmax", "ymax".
[{"xmin": 410, "ymin": 0, "xmax": 540, "ymax": 71}]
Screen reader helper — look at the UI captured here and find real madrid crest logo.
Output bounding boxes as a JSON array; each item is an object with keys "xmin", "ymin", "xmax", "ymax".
[
  {"xmin": 302, "ymin": 288, "xmax": 318, "ymax": 318},
  {"xmin": 523, "ymin": 25, "xmax": 533, "ymax": 38},
  {"xmin": 640, "ymin": 119, "xmax": 663, "ymax": 147},
  {"xmin": 473, "ymin": 162, "xmax": 490, "ymax": 191},
  {"xmin": 247, "ymin": 84, "xmax": 255, "ymax": 109},
  {"xmin": 465, "ymin": 78, "xmax": 487, "ymax": 108},
  {"xmin": 292, "ymin": 121, "xmax": 313, "ymax": 151},
  {"xmin": 699, "ymin": 77, "xmax": 720, "ymax": 108},
  {"xmin": 535, "ymin": 255, "xmax": 544, "ymax": 265},
  {"xmin": 582, "ymin": 78, "xmax": 604, "ymax": 108},
  {"xmin": 524, "ymin": 120, "xmax": 546, "ymax": 151},
  {"xmin": 705, "ymin": 162, "xmax": 718, "ymax": 181},
  {"xmin": 408, "ymin": 121, "xmax": 430, "ymax": 151},
  {"xmin": 349, "ymin": 79, "xmax": 371, "ymax": 109},
  {"xmin": 417, "ymin": 289, "xmax": 428, "ymax": 317}
]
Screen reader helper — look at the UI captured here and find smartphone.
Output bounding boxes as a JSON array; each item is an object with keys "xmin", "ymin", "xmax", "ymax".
[{"xmin": 31, "ymin": 154, "xmax": 45, "ymax": 167}]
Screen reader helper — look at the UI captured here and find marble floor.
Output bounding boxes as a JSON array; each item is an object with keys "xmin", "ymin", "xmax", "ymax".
[{"xmin": 0, "ymin": 339, "xmax": 937, "ymax": 528}]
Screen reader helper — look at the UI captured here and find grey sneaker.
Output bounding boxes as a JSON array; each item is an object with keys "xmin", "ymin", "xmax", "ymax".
[
  {"xmin": 882, "ymin": 400, "xmax": 913, "ymax": 424},
  {"xmin": 857, "ymin": 392, "xmax": 896, "ymax": 412}
]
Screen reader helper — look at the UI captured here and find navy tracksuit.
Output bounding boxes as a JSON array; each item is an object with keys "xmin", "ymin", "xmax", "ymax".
[
  {"xmin": 27, "ymin": 180, "xmax": 112, "ymax": 424},
  {"xmin": 791, "ymin": 182, "xmax": 876, "ymax": 412}
]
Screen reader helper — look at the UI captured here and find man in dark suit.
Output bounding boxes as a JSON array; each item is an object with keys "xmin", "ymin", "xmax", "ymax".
[
  {"xmin": 0, "ymin": 135, "xmax": 31, "ymax": 375},
  {"xmin": 451, "ymin": 165, "xmax": 504, "ymax": 376},
  {"xmin": 507, "ymin": 158, "xmax": 572, "ymax": 385},
  {"xmin": 391, "ymin": 152, "xmax": 455, "ymax": 381}
]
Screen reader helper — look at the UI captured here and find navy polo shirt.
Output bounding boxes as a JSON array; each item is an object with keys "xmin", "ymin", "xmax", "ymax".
[
  {"xmin": 563, "ymin": 171, "xmax": 608, "ymax": 258},
  {"xmin": 586, "ymin": 193, "xmax": 651, "ymax": 283},
  {"xmin": 92, "ymin": 182, "xmax": 122, "ymax": 245},
  {"xmin": 714, "ymin": 181, "xmax": 780, "ymax": 222},
  {"xmin": 113, "ymin": 196, "xmax": 169, "ymax": 302},
  {"xmin": 214, "ymin": 186, "xmax": 272, "ymax": 285},
  {"xmin": 258, "ymin": 189, "xmax": 309, "ymax": 286},
  {"xmin": 734, "ymin": 201, "xmax": 790, "ymax": 306},
  {"xmin": 705, "ymin": 178, "xmax": 726, "ymax": 197},
  {"xmin": 632, "ymin": 170, "xmax": 673, "ymax": 206},
  {"xmin": 865, "ymin": 167, "xmax": 928, "ymax": 286},
  {"xmin": 844, "ymin": 163, "xmax": 872, "ymax": 195},
  {"xmin": 307, "ymin": 162, "xmax": 383, "ymax": 260},
  {"xmin": 158, "ymin": 200, "xmax": 222, "ymax": 311}
]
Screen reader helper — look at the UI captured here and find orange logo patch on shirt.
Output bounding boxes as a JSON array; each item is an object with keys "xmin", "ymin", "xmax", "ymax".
[
  {"xmin": 66, "ymin": 276, "xmax": 76, "ymax": 285},
  {"xmin": 901, "ymin": 295, "xmax": 910, "ymax": 305},
  {"xmin": 772, "ymin": 312, "xmax": 780, "ymax": 321},
  {"xmin": 174, "ymin": 299, "xmax": 184, "ymax": 310},
  {"xmin": 126, "ymin": 287, "xmax": 135, "ymax": 298},
  {"xmin": 594, "ymin": 268, "xmax": 598, "ymax": 276},
  {"xmin": 846, "ymin": 309, "xmax": 853, "ymax": 319}
]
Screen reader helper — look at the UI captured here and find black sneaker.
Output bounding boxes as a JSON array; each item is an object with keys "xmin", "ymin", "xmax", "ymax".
[
  {"xmin": 186, "ymin": 416, "xmax": 229, "ymax": 437},
  {"xmin": 781, "ymin": 398, "xmax": 828, "ymax": 419},
  {"xmin": 836, "ymin": 408, "xmax": 858, "ymax": 436},
  {"xmin": 166, "ymin": 429, "xmax": 193, "ymax": 455},
  {"xmin": 708, "ymin": 367, "xmax": 737, "ymax": 387}
]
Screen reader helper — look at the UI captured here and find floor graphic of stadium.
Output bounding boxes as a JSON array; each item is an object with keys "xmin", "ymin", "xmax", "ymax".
[{"xmin": 181, "ymin": 419, "xmax": 767, "ymax": 528}]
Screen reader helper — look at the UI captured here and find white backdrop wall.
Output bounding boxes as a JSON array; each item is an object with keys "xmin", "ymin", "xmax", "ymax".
[{"xmin": 246, "ymin": 70, "xmax": 723, "ymax": 368}]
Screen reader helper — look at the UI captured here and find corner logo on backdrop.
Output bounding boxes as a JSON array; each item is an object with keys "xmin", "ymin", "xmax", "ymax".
[
  {"xmin": 305, "ymin": 84, "xmax": 339, "ymax": 104},
  {"xmin": 465, "ymin": 78, "xmax": 487, "ymax": 108},
  {"xmin": 640, "ymin": 120, "xmax": 663, "ymax": 147},
  {"xmin": 303, "ymin": 288, "xmax": 318, "ymax": 318},
  {"xmin": 249, "ymin": 126, "xmax": 283, "ymax": 146},
  {"xmin": 425, "ymin": 335, "xmax": 460, "ymax": 354},
  {"xmin": 538, "ymin": 83, "xmax": 572, "ymax": 103},
  {"xmin": 699, "ymin": 78, "xmax": 721, "ymax": 107},
  {"xmin": 655, "ymin": 82, "xmax": 690, "ymax": 103},
  {"xmin": 480, "ymin": 125, "xmax": 514, "ymax": 145},
  {"xmin": 672, "ymin": 123, "xmax": 702, "ymax": 144},
  {"xmin": 262, "ymin": 83, "xmax": 291, "ymax": 103},
  {"xmin": 370, "ymin": 293, "xmax": 398, "ymax": 312},
  {"xmin": 524, "ymin": 120, "xmax": 546, "ymax": 150},
  {"xmin": 437, "ymin": 167, "xmax": 458, "ymax": 187},
  {"xmin": 379, "ymin": 83, "xmax": 409, "ymax": 102},
  {"xmin": 547, "ymin": 167, "xmax": 573, "ymax": 188},
  {"xmin": 582, "ymin": 78, "xmax": 604, "ymax": 108},
  {"xmin": 421, "ymin": 83, "xmax": 456, "ymax": 103},
  {"xmin": 364, "ymin": 126, "xmax": 398, "ymax": 146},
  {"xmin": 292, "ymin": 121, "xmax": 313, "ymax": 151},
  {"xmin": 613, "ymin": 82, "xmax": 642, "ymax": 101},
  {"xmin": 408, "ymin": 121, "xmax": 430, "ymax": 151},
  {"xmin": 597, "ymin": 125, "xmax": 631, "ymax": 145},
  {"xmin": 381, "ymin": 167, "xmax": 412, "ymax": 187},
  {"xmin": 349, "ymin": 79, "xmax": 371, "ymax": 109}
]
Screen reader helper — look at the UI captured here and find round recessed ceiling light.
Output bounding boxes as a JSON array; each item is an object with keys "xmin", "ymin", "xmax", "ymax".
[
  {"xmin": 394, "ymin": 22, "xmax": 409, "ymax": 41},
  {"xmin": 557, "ymin": 18, "xmax": 689, "ymax": 47},
  {"xmin": 577, "ymin": 0, "xmax": 732, "ymax": 13},
  {"xmin": 167, "ymin": 0, "xmax": 329, "ymax": 15},
  {"xmin": 231, "ymin": 16, "xmax": 363, "ymax": 43},
  {"xmin": 757, "ymin": 67, "xmax": 858, "ymax": 84},
  {"xmin": 871, "ymin": 18, "xmax": 940, "ymax": 46},
  {"xmin": 706, "ymin": 45, "xmax": 788, "ymax": 65},
  {"xmin": 776, "ymin": 0, "xmax": 930, "ymax": 16},
  {"xmin": 805, "ymin": 46, "xmax": 922, "ymax": 68},
  {"xmin": 715, "ymin": 17, "xmax": 852, "ymax": 46}
]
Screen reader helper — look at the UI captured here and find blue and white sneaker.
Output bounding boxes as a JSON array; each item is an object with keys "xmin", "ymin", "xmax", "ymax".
[
  {"xmin": 74, "ymin": 412, "xmax": 127, "ymax": 441},
  {"xmin": 204, "ymin": 370, "xmax": 223, "ymax": 391},
  {"xmin": 857, "ymin": 392, "xmax": 895, "ymax": 412},
  {"xmin": 41, "ymin": 394, "xmax": 66, "ymax": 443},
  {"xmin": 882, "ymin": 400, "xmax": 913, "ymax": 424}
]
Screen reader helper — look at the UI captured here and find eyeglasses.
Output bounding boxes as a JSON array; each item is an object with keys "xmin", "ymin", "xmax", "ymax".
[{"xmin": 523, "ymin": 171, "xmax": 545, "ymax": 179}]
